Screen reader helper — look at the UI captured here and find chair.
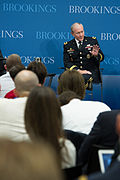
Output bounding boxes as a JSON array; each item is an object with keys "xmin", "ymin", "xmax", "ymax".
[
  {"xmin": 64, "ymin": 130, "xmax": 86, "ymax": 153},
  {"xmin": 64, "ymin": 130, "xmax": 87, "ymax": 164},
  {"xmin": 63, "ymin": 164, "xmax": 82, "ymax": 180},
  {"xmin": 46, "ymin": 73, "xmax": 56, "ymax": 87}
]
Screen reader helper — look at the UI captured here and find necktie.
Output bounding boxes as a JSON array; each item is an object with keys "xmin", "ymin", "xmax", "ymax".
[{"xmin": 78, "ymin": 41, "xmax": 83, "ymax": 49}]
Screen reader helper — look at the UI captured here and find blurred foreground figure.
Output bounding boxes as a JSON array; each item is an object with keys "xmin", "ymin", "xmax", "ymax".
[
  {"xmin": 0, "ymin": 138, "xmax": 63, "ymax": 180},
  {"xmin": 79, "ymin": 113, "xmax": 120, "ymax": 180}
]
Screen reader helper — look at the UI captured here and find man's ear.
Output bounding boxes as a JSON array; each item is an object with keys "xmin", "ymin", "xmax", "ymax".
[
  {"xmin": 71, "ymin": 31, "xmax": 74, "ymax": 37},
  {"xmin": 4, "ymin": 64, "xmax": 7, "ymax": 70},
  {"xmin": 14, "ymin": 89, "xmax": 19, "ymax": 97}
]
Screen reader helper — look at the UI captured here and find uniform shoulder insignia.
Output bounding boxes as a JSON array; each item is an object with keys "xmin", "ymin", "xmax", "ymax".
[
  {"xmin": 92, "ymin": 37, "xmax": 96, "ymax": 39},
  {"xmin": 64, "ymin": 42, "xmax": 68, "ymax": 45}
]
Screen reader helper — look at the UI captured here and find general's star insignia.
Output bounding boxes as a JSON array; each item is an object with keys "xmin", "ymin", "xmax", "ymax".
[{"xmin": 92, "ymin": 37, "xmax": 96, "ymax": 39}]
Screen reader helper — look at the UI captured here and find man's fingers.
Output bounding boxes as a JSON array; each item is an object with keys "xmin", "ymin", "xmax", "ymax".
[
  {"xmin": 86, "ymin": 71, "xmax": 92, "ymax": 75},
  {"xmin": 84, "ymin": 70, "xmax": 92, "ymax": 74}
]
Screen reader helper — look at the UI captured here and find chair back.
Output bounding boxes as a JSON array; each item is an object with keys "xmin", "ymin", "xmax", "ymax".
[
  {"xmin": 87, "ymin": 144, "xmax": 112, "ymax": 175},
  {"xmin": 63, "ymin": 164, "xmax": 82, "ymax": 180}
]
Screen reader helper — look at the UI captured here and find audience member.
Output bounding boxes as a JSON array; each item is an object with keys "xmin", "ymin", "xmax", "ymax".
[
  {"xmin": 58, "ymin": 70, "xmax": 111, "ymax": 134},
  {"xmin": 24, "ymin": 86, "xmax": 76, "ymax": 168},
  {"xmin": 78, "ymin": 110, "xmax": 120, "ymax": 171},
  {"xmin": 58, "ymin": 70, "xmax": 85, "ymax": 99},
  {"xmin": 0, "ymin": 54, "xmax": 22, "ymax": 97},
  {"xmin": 27, "ymin": 60, "xmax": 47, "ymax": 85},
  {"xmin": 0, "ymin": 49, "xmax": 6, "ymax": 76},
  {"xmin": 78, "ymin": 112, "xmax": 120, "ymax": 180},
  {"xmin": 58, "ymin": 90, "xmax": 81, "ymax": 106},
  {"xmin": 4, "ymin": 64, "xmax": 25, "ymax": 98},
  {"xmin": 0, "ymin": 70, "xmax": 39, "ymax": 141},
  {"xmin": 0, "ymin": 138, "xmax": 63, "ymax": 180},
  {"xmin": 58, "ymin": 90, "xmax": 87, "ymax": 157}
]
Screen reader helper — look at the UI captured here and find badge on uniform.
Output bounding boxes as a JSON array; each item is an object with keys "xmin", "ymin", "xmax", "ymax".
[
  {"xmin": 67, "ymin": 48, "xmax": 74, "ymax": 61},
  {"xmin": 85, "ymin": 44, "xmax": 93, "ymax": 51},
  {"xmin": 86, "ymin": 54, "xmax": 91, "ymax": 59},
  {"xmin": 67, "ymin": 48, "xmax": 75, "ymax": 55}
]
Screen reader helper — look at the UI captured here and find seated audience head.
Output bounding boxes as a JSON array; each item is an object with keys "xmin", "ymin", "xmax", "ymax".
[
  {"xmin": 58, "ymin": 90, "xmax": 81, "ymax": 106},
  {"xmin": 9, "ymin": 64, "xmax": 25, "ymax": 81},
  {"xmin": 58, "ymin": 70, "xmax": 85, "ymax": 99},
  {"xmin": 14, "ymin": 70, "xmax": 39, "ymax": 97},
  {"xmin": 24, "ymin": 86, "xmax": 63, "ymax": 162},
  {"xmin": 5, "ymin": 54, "xmax": 22, "ymax": 71},
  {"xmin": 0, "ymin": 138, "xmax": 63, "ymax": 180},
  {"xmin": 27, "ymin": 60, "xmax": 47, "ymax": 85}
]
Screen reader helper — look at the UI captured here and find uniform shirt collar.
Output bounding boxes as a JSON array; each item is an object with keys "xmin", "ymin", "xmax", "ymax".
[
  {"xmin": 75, "ymin": 38, "xmax": 83, "ymax": 48},
  {"xmin": 75, "ymin": 39, "xmax": 79, "ymax": 48}
]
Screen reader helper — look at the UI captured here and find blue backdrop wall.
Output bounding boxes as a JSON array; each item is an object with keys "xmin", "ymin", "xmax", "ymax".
[{"xmin": 0, "ymin": 0, "xmax": 120, "ymax": 109}]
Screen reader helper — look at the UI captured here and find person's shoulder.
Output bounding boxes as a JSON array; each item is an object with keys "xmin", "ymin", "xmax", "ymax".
[
  {"xmin": 17, "ymin": 97, "xmax": 28, "ymax": 102},
  {"xmin": 59, "ymin": 137, "xmax": 75, "ymax": 151},
  {"xmin": 0, "ymin": 72, "xmax": 10, "ymax": 80},
  {"xmin": 97, "ymin": 101, "xmax": 111, "ymax": 111},
  {"xmin": 85, "ymin": 36, "xmax": 97, "ymax": 39},
  {"xmin": 85, "ymin": 36, "xmax": 97, "ymax": 42},
  {"xmin": 98, "ymin": 110, "xmax": 120, "ymax": 120},
  {"xmin": 64, "ymin": 39, "xmax": 75, "ymax": 46},
  {"xmin": 0, "ymin": 97, "xmax": 12, "ymax": 104}
]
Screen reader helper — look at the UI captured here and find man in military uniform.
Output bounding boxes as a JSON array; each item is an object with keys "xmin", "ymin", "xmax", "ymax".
[{"xmin": 63, "ymin": 23, "xmax": 104, "ymax": 84}]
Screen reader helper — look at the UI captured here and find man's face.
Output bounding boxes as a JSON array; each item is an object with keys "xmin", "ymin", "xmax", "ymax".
[{"xmin": 71, "ymin": 24, "xmax": 84, "ymax": 41}]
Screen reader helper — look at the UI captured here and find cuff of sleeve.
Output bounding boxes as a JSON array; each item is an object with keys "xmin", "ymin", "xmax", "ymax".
[
  {"xmin": 96, "ymin": 53, "xmax": 103, "ymax": 61},
  {"xmin": 99, "ymin": 53, "xmax": 103, "ymax": 61},
  {"xmin": 69, "ymin": 65, "xmax": 78, "ymax": 70}
]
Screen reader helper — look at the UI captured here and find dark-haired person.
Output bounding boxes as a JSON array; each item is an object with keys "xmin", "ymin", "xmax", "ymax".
[
  {"xmin": 0, "ymin": 50, "xmax": 6, "ymax": 76},
  {"xmin": 24, "ymin": 86, "xmax": 76, "ymax": 168},
  {"xmin": 27, "ymin": 60, "xmax": 47, "ymax": 85},
  {"xmin": 78, "ymin": 110, "xmax": 120, "ymax": 171},
  {"xmin": 0, "ymin": 54, "xmax": 22, "ymax": 97},
  {"xmin": 4, "ymin": 64, "xmax": 25, "ymax": 99},
  {"xmin": 58, "ymin": 90, "xmax": 81, "ymax": 106},
  {"xmin": 58, "ymin": 70, "xmax": 111, "ymax": 135}
]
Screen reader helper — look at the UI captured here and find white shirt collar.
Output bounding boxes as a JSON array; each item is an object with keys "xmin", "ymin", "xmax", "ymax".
[
  {"xmin": 75, "ymin": 38, "xmax": 83, "ymax": 48},
  {"xmin": 75, "ymin": 39, "xmax": 79, "ymax": 48}
]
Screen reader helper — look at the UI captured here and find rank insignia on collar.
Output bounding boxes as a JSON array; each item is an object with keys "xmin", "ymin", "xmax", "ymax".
[
  {"xmin": 64, "ymin": 42, "xmax": 68, "ymax": 45},
  {"xmin": 92, "ymin": 37, "xmax": 96, "ymax": 39}
]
